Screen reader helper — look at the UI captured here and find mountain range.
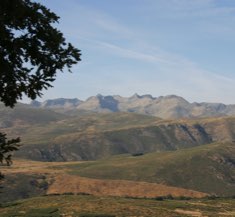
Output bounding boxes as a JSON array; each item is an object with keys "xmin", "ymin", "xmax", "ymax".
[{"xmin": 30, "ymin": 94, "xmax": 235, "ymax": 119}]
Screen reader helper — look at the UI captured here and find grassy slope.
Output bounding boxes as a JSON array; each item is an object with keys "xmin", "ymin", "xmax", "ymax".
[
  {"xmin": 9, "ymin": 112, "xmax": 165, "ymax": 160},
  {"xmin": 13, "ymin": 116, "xmax": 235, "ymax": 161},
  {"xmin": 0, "ymin": 173, "xmax": 48, "ymax": 203},
  {"xmin": 0, "ymin": 195, "xmax": 235, "ymax": 217},
  {"xmin": 4, "ymin": 112, "xmax": 159, "ymax": 144},
  {"xmin": 62, "ymin": 142, "xmax": 235, "ymax": 196},
  {"xmin": 0, "ymin": 159, "xmax": 207, "ymax": 204}
]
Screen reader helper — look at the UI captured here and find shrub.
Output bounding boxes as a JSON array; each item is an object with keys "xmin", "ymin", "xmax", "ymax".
[
  {"xmin": 165, "ymin": 194, "xmax": 174, "ymax": 200},
  {"xmin": 79, "ymin": 214, "xmax": 115, "ymax": 217},
  {"xmin": 154, "ymin": 196, "xmax": 164, "ymax": 201},
  {"xmin": 131, "ymin": 153, "xmax": 144, "ymax": 157},
  {"xmin": 177, "ymin": 196, "xmax": 192, "ymax": 200}
]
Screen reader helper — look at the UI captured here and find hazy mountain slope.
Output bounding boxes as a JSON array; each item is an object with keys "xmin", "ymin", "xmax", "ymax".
[
  {"xmin": 31, "ymin": 98, "xmax": 83, "ymax": 109},
  {"xmin": 0, "ymin": 103, "xmax": 66, "ymax": 128},
  {"xmin": 76, "ymin": 95, "xmax": 119, "ymax": 112},
  {"xmin": 62, "ymin": 142, "xmax": 235, "ymax": 196},
  {"xmin": 30, "ymin": 94, "xmax": 235, "ymax": 119},
  {"xmin": 3, "ymin": 112, "xmax": 159, "ymax": 145}
]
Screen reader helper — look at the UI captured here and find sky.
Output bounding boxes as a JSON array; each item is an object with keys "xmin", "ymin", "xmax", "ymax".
[{"xmin": 36, "ymin": 0, "xmax": 235, "ymax": 104}]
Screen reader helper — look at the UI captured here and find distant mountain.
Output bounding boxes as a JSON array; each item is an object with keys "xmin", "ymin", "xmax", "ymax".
[
  {"xmin": 0, "ymin": 103, "xmax": 66, "ymax": 128},
  {"xmin": 31, "ymin": 98, "xmax": 83, "ymax": 110},
  {"xmin": 30, "ymin": 94, "xmax": 235, "ymax": 119}
]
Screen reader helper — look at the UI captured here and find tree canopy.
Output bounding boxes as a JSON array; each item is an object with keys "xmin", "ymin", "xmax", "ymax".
[
  {"xmin": 0, "ymin": 0, "xmax": 81, "ymax": 107},
  {"xmin": 0, "ymin": 0, "xmax": 81, "ymax": 178},
  {"xmin": 0, "ymin": 133, "xmax": 20, "ymax": 179}
]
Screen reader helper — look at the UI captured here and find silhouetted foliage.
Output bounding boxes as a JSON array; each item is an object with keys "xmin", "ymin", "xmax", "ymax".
[
  {"xmin": 0, "ymin": 133, "xmax": 20, "ymax": 179},
  {"xmin": 0, "ymin": 0, "xmax": 81, "ymax": 179},
  {"xmin": 0, "ymin": 0, "xmax": 81, "ymax": 107}
]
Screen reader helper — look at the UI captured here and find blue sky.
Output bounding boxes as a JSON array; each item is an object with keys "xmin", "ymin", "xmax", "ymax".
[{"xmin": 36, "ymin": 0, "xmax": 235, "ymax": 103}]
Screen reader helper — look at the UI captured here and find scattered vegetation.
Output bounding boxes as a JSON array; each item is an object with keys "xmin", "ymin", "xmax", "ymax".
[{"xmin": 0, "ymin": 195, "xmax": 235, "ymax": 217}]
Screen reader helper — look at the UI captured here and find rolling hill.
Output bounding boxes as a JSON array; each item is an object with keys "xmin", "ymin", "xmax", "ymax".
[
  {"xmin": 0, "ymin": 159, "xmax": 207, "ymax": 204},
  {"xmin": 8, "ymin": 115, "xmax": 235, "ymax": 161},
  {"xmin": 59, "ymin": 142, "xmax": 235, "ymax": 196}
]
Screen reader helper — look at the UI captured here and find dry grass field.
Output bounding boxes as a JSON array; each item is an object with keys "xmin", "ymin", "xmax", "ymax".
[{"xmin": 1, "ymin": 159, "xmax": 207, "ymax": 199}]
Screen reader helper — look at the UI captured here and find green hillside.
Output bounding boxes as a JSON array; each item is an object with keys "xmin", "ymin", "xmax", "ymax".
[
  {"xmin": 60, "ymin": 142, "xmax": 235, "ymax": 196},
  {"xmin": 9, "ymin": 112, "xmax": 162, "ymax": 160},
  {"xmin": 13, "ymin": 116, "xmax": 235, "ymax": 161}
]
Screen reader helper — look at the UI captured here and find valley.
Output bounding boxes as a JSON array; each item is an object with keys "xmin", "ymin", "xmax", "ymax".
[{"xmin": 0, "ymin": 96, "xmax": 235, "ymax": 216}]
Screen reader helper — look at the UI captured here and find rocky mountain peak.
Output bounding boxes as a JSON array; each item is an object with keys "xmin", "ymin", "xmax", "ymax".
[
  {"xmin": 29, "ymin": 94, "xmax": 235, "ymax": 119},
  {"xmin": 130, "ymin": 93, "xmax": 141, "ymax": 99}
]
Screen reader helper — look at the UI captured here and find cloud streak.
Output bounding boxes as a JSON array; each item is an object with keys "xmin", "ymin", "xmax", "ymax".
[{"xmin": 96, "ymin": 41, "xmax": 171, "ymax": 64}]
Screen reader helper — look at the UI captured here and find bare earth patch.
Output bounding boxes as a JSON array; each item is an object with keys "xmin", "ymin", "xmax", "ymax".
[
  {"xmin": 47, "ymin": 173, "xmax": 208, "ymax": 198},
  {"xmin": 175, "ymin": 209, "xmax": 204, "ymax": 217},
  {"xmin": 218, "ymin": 211, "xmax": 235, "ymax": 216},
  {"xmin": 1, "ymin": 159, "xmax": 84, "ymax": 174}
]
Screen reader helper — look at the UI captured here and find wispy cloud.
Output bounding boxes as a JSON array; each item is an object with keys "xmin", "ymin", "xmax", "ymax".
[
  {"xmin": 156, "ymin": 0, "xmax": 235, "ymax": 16},
  {"xmin": 56, "ymin": 2, "xmax": 134, "ymax": 41},
  {"xmin": 96, "ymin": 41, "xmax": 171, "ymax": 64}
]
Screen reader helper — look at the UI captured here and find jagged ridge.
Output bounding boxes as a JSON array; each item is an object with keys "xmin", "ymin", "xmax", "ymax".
[{"xmin": 30, "ymin": 94, "xmax": 235, "ymax": 119}]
